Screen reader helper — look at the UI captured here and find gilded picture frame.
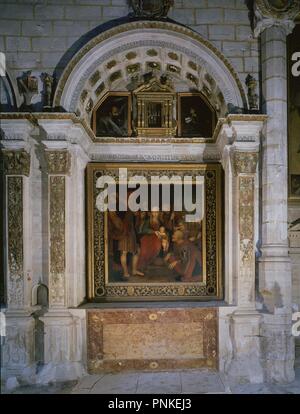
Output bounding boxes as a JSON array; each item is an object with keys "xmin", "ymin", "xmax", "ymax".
[
  {"xmin": 288, "ymin": 23, "xmax": 300, "ymax": 201},
  {"xmin": 87, "ymin": 163, "xmax": 223, "ymax": 302}
]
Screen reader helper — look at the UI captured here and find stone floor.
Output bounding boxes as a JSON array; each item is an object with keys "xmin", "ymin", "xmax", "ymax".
[{"xmin": 3, "ymin": 367, "xmax": 300, "ymax": 394}]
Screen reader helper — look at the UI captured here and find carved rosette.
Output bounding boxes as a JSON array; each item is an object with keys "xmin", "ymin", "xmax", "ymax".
[
  {"xmin": 2, "ymin": 150, "xmax": 31, "ymax": 176},
  {"xmin": 46, "ymin": 150, "xmax": 71, "ymax": 307},
  {"xmin": 233, "ymin": 151, "xmax": 258, "ymax": 307}
]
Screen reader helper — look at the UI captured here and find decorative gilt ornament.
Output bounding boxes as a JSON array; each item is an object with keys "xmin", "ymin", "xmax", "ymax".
[
  {"xmin": 233, "ymin": 151, "xmax": 259, "ymax": 175},
  {"xmin": 2, "ymin": 150, "xmax": 31, "ymax": 176},
  {"xmin": 131, "ymin": 0, "xmax": 174, "ymax": 19},
  {"xmin": 45, "ymin": 150, "xmax": 71, "ymax": 175}
]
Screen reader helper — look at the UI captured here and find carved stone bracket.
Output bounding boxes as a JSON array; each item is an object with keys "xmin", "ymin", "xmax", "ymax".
[
  {"xmin": 253, "ymin": 0, "xmax": 300, "ymax": 36},
  {"xmin": 2, "ymin": 150, "xmax": 31, "ymax": 176},
  {"xmin": 45, "ymin": 150, "xmax": 71, "ymax": 175}
]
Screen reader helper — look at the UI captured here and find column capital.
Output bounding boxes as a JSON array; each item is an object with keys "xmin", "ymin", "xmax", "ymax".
[
  {"xmin": 1, "ymin": 150, "xmax": 31, "ymax": 176},
  {"xmin": 44, "ymin": 150, "xmax": 71, "ymax": 175},
  {"xmin": 232, "ymin": 151, "xmax": 259, "ymax": 176},
  {"xmin": 253, "ymin": 0, "xmax": 299, "ymax": 37}
]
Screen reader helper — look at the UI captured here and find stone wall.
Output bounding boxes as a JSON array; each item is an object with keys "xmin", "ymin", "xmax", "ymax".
[{"xmin": 0, "ymin": 0, "xmax": 258, "ymax": 104}]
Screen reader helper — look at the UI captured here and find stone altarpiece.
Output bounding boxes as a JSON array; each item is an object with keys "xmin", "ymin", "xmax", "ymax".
[{"xmin": 1, "ymin": 0, "xmax": 299, "ymax": 385}]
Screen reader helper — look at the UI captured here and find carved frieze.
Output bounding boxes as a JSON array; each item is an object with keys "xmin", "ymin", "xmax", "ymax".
[
  {"xmin": 49, "ymin": 175, "xmax": 66, "ymax": 306},
  {"xmin": 7, "ymin": 176, "xmax": 24, "ymax": 307},
  {"xmin": 45, "ymin": 150, "xmax": 71, "ymax": 175},
  {"xmin": 2, "ymin": 150, "xmax": 30, "ymax": 176}
]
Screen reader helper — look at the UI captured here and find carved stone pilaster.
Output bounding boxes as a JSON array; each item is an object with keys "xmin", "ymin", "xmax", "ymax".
[
  {"xmin": 2, "ymin": 150, "xmax": 31, "ymax": 177},
  {"xmin": 233, "ymin": 151, "xmax": 258, "ymax": 309},
  {"xmin": 253, "ymin": 0, "xmax": 299, "ymax": 37},
  {"xmin": 49, "ymin": 176, "xmax": 66, "ymax": 307},
  {"xmin": 46, "ymin": 150, "xmax": 71, "ymax": 308},
  {"xmin": 7, "ymin": 177, "xmax": 24, "ymax": 308},
  {"xmin": 2, "ymin": 150, "xmax": 30, "ymax": 309}
]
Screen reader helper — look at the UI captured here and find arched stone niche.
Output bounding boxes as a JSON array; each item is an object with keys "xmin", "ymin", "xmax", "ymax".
[{"xmin": 54, "ymin": 21, "xmax": 247, "ymax": 128}]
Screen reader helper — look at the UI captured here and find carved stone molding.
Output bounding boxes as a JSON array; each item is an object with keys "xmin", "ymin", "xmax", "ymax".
[
  {"xmin": 45, "ymin": 150, "xmax": 71, "ymax": 175},
  {"xmin": 7, "ymin": 176, "xmax": 24, "ymax": 307},
  {"xmin": 232, "ymin": 151, "xmax": 259, "ymax": 175},
  {"xmin": 49, "ymin": 175, "xmax": 66, "ymax": 307},
  {"xmin": 2, "ymin": 150, "xmax": 30, "ymax": 176},
  {"xmin": 253, "ymin": 0, "xmax": 300, "ymax": 36}
]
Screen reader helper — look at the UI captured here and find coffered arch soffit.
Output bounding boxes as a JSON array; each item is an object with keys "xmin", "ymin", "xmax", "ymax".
[{"xmin": 54, "ymin": 21, "xmax": 247, "ymax": 125}]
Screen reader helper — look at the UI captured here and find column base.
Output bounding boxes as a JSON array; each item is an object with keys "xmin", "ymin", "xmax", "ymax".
[
  {"xmin": 226, "ymin": 310, "xmax": 264, "ymax": 384},
  {"xmin": 1, "ymin": 310, "xmax": 37, "ymax": 387},
  {"xmin": 261, "ymin": 312, "xmax": 295, "ymax": 383},
  {"xmin": 36, "ymin": 361, "xmax": 85, "ymax": 385},
  {"xmin": 37, "ymin": 309, "xmax": 86, "ymax": 384}
]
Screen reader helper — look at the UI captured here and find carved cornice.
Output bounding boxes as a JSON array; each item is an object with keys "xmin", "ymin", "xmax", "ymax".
[
  {"xmin": 233, "ymin": 151, "xmax": 259, "ymax": 175},
  {"xmin": 253, "ymin": 0, "xmax": 300, "ymax": 36},
  {"xmin": 1, "ymin": 150, "xmax": 31, "ymax": 176},
  {"xmin": 45, "ymin": 150, "xmax": 71, "ymax": 175}
]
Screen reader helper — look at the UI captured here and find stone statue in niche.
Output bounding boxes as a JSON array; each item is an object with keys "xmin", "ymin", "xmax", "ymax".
[
  {"xmin": 131, "ymin": 0, "xmax": 174, "ymax": 19},
  {"xmin": 245, "ymin": 74, "xmax": 259, "ymax": 111},
  {"xmin": 17, "ymin": 71, "xmax": 38, "ymax": 110},
  {"xmin": 41, "ymin": 72, "xmax": 54, "ymax": 109}
]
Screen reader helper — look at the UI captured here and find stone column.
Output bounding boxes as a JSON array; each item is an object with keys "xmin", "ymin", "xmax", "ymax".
[
  {"xmin": 226, "ymin": 147, "xmax": 264, "ymax": 383},
  {"xmin": 254, "ymin": 3, "xmax": 298, "ymax": 382},
  {"xmin": 38, "ymin": 148, "xmax": 85, "ymax": 384},
  {"xmin": 1, "ymin": 150, "xmax": 36, "ymax": 385}
]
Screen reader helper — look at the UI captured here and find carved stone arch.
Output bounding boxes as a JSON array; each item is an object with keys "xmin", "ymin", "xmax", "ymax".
[{"xmin": 54, "ymin": 21, "xmax": 247, "ymax": 126}]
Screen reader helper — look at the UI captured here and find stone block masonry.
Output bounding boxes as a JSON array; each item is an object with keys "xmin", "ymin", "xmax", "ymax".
[{"xmin": 0, "ymin": 0, "xmax": 259, "ymax": 97}]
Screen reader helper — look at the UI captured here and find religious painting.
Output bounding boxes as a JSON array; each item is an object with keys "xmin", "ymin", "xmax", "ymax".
[
  {"xmin": 92, "ymin": 92, "xmax": 131, "ymax": 137},
  {"xmin": 178, "ymin": 93, "xmax": 216, "ymax": 138},
  {"xmin": 87, "ymin": 163, "xmax": 222, "ymax": 301},
  {"xmin": 288, "ymin": 23, "xmax": 300, "ymax": 200}
]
